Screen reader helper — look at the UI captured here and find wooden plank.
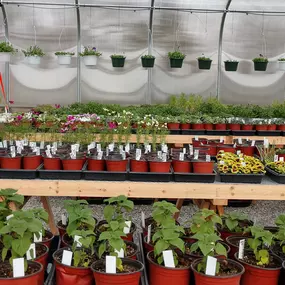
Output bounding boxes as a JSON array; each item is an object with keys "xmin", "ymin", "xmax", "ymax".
[
  {"xmin": 40, "ymin": 197, "xmax": 59, "ymax": 236},
  {"xmin": 211, "ymin": 199, "xmax": 228, "ymax": 206},
  {"xmin": 174, "ymin": 199, "xmax": 184, "ymax": 220}
]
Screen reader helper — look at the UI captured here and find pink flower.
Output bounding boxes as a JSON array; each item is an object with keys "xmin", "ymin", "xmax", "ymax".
[
  {"xmin": 17, "ymin": 115, "xmax": 23, "ymax": 121},
  {"xmin": 55, "ymin": 104, "xmax": 61, "ymax": 109},
  {"xmin": 108, "ymin": 122, "xmax": 117, "ymax": 129}
]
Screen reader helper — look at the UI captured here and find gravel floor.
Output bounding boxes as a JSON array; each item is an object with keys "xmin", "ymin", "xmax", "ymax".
[{"xmin": 24, "ymin": 197, "xmax": 285, "ymax": 230}]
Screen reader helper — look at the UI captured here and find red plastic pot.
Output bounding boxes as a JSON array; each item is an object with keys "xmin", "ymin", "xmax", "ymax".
[
  {"xmin": 192, "ymin": 161, "xmax": 214, "ymax": 174},
  {"xmin": 204, "ymin": 123, "xmax": 213, "ymax": 130},
  {"xmin": 268, "ymin": 124, "xmax": 277, "ymax": 131},
  {"xmin": 143, "ymin": 236, "xmax": 154, "ymax": 253},
  {"xmin": 62, "ymin": 158, "xmax": 85, "ymax": 170},
  {"xmin": 180, "ymin": 123, "xmax": 191, "ymax": 130},
  {"xmin": 37, "ymin": 230, "xmax": 54, "ymax": 249},
  {"xmin": 91, "ymin": 258, "xmax": 143, "ymax": 285},
  {"xmin": 228, "ymin": 123, "xmax": 241, "ymax": 131},
  {"xmin": 1, "ymin": 156, "xmax": 22, "ymax": 169},
  {"xmin": 242, "ymin": 124, "xmax": 254, "ymax": 130},
  {"xmin": 57, "ymin": 221, "xmax": 66, "ymax": 238},
  {"xmin": 234, "ymin": 252, "xmax": 282, "ymax": 285},
  {"xmin": 172, "ymin": 160, "xmax": 191, "ymax": 173},
  {"xmin": 192, "ymin": 138, "xmax": 208, "ymax": 147},
  {"xmin": 167, "ymin": 123, "xmax": 180, "ymax": 130},
  {"xmin": 23, "ymin": 155, "xmax": 42, "ymax": 170},
  {"xmin": 214, "ymin": 124, "xmax": 227, "ymax": 130},
  {"xmin": 255, "ymin": 125, "xmax": 268, "ymax": 131},
  {"xmin": 191, "ymin": 258, "xmax": 244, "ymax": 285},
  {"xmin": 201, "ymin": 144, "xmax": 217, "ymax": 156},
  {"xmin": 208, "ymin": 139, "xmax": 223, "ymax": 145},
  {"xmin": 236, "ymin": 145, "xmax": 255, "ymax": 156},
  {"xmin": 219, "ymin": 224, "xmax": 252, "ymax": 241},
  {"xmin": 278, "ymin": 154, "xmax": 285, "ymax": 160},
  {"xmin": 226, "ymin": 236, "xmax": 249, "ymax": 259},
  {"xmin": 35, "ymin": 243, "xmax": 49, "ymax": 271},
  {"xmin": 88, "ymin": 158, "xmax": 105, "ymax": 171},
  {"xmin": 277, "ymin": 125, "xmax": 285, "ymax": 131},
  {"xmin": 149, "ymin": 161, "xmax": 171, "ymax": 173},
  {"xmin": 106, "ymin": 159, "xmax": 128, "ymax": 172},
  {"xmin": 130, "ymin": 159, "xmax": 148, "ymax": 172},
  {"xmin": 192, "ymin": 123, "xmax": 204, "ymax": 130},
  {"xmin": 217, "ymin": 145, "xmax": 236, "ymax": 154},
  {"xmin": 44, "ymin": 157, "xmax": 62, "ymax": 170},
  {"xmin": 147, "ymin": 251, "xmax": 190, "ymax": 285},
  {"xmin": 0, "ymin": 261, "xmax": 44, "ymax": 285}
]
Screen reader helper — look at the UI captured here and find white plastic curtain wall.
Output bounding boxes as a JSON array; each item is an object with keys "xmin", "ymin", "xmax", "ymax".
[{"xmin": 1, "ymin": 0, "xmax": 285, "ymax": 107}]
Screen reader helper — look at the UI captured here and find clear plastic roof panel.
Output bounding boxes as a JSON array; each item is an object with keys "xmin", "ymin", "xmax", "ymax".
[
  {"xmin": 156, "ymin": 0, "xmax": 229, "ymax": 10},
  {"xmin": 230, "ymin": 0, "xmax": 285, "ymax": 12}
]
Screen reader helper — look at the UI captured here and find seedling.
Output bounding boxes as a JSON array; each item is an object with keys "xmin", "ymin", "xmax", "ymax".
[{"xmin": 222, "ymin": 212, "xmax": 251, "ymax": 233}]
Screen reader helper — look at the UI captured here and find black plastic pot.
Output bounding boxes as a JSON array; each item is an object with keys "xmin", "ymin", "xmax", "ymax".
[
  {"xmin": 111, "ymin": 57, "xmax": 126, "ymax": 67},
  {"xmin": 198, "ymin": 59, "xmax": 212, "ymax": 70},
  {"xmin": 169, "ymin": 58, "xmax": 184, "ymax": 68},
  {"xmin": 254, "ymin": 61, "xmax": 268, "ymax": 71},
  {"xmin": 225, "ymin": 61, "xmax": 239, "ymax": 71},
  {"xmin": 141, "ymin": 57, "xmax": 155, "ymax": 68},
  {"xmin": 266, "ymin": 166, "xmax": 285, "ymax": 184}
]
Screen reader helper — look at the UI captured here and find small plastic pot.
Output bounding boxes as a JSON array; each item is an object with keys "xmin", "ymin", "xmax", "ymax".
[
  {"xmin": 204, "ymin": 123, "xmax": 213, "ymax": 130},
  {"xmin": 23, "ymin": 155, "xmax": 42, "ymax": 170},
  {"xmin": 43, "ymin": 157, "xmax": 62, "ymax": 170},
  {"xmin": 214, "ymin": 124, "xmax": 227, "ymax": 130},
  {"xmin": 234, "ymin": 252, "xmax": 282, "ymax": 285},
  {"xmin": 277, "ymin": 125, "xmax": 285, "ymax": 131},
  {"xmin": 169, "ymin": 58, "xmax": 184, "ymax": 68},
  {"xmin": 37, "ymin": 230, "xmax": 54, "ymax": 249},
  {"xmin": 192, "ymin": 138, "xmax": 208, "ymax": 147},
  {"xmin": 53, "ymin": 248, "xmax": 94, "ymax": 285},
  {"xmin": 149, "ymin": 161, "xmax": 171, "ymax": 173},
  {"xmin": 224, "ymin": 61, "xmax": 239, "ymax": 72},
  {"xmin": 180, "ymin": 123, "xmax": 191, "ymax": 130},
  {"xmin": 167, "ymin": 122, "xmax": 180, "ymax": 130},
  {"xmin": 172, "ymin": 160, "xmax": 191, "ymax": 173},
  {"xmin": 141, "ymin": 57, "xmax": 155, "ymax": 68},
  {"xmin": 192, "ymin": 161, "xmax": 214, "ymax": 174},
  {"xmin": 111, "ymin": 57, "xmax": 126, "ymax": 68},
  {"xmin": 62, "ymin": 158, "xmax": 85, "ymax": 170},
  {"xmin": 217, "ymin": 145, "xmax": 236, "ymax": 154},
  {"xmin": 226, "ymin": 236, "xmax": 249, "ymax": 259},
  {"xmin": 147, "ymin": 251, "xmax": 190, "ymax": 285},
  {"xmin": 192, "ymin": 123, "xmax": 204, "ymax": 130},
  {"xmin": 228, "ymin": 123, "xmax": 241, "ymax": 131},
  {"xmin": 87, "ymin": 158, "xmax": 105, "ymax": 171},
  {"xmin": 35, "ymin": 243, "xmax": 49, "ymax": 271},
  {"xmin": 268, "ymin": 124, "xmax": 277, "ymax": 131},
  {"xmin": 106, "ymin": 159, "xmax": 128, "ymax": 172},
  {"xmin": 236, "ymin": 145, "xmax": 255, "ymax": 156},
  {"xmin": 254, "ymin": 61, "xmax": 268, "ymax": 71},
  {"xmin": 198, "ymin": 59, "xmax": 212, "ymax": 70},
  {"xmin": 191, "ymin": 258, "xmax": 244, "ymax": 285},
  {"xmin": 201, "ymin": 144, "xmax": 217, "ymax": 156},
  {"xmin": 91, "ymin": 258, "xmax": 144, "ymax": 285},
  {"xmin": 242, "ymin": 124, "xmax": 254, "ymax": 130},
  {"xmin": 1, "ymin": 156, "xmax": 22, "ymax": 169},
  {"xmin": 255, "ymin": 125, "xmax": 268, "ymax": 131},
  {"xmin": 0, "ymin": 261, "xmax": 43, "ymax": 285},
  {"xmin": 130, "ymin": 159, "xmax": 148, "ymax": 172}
]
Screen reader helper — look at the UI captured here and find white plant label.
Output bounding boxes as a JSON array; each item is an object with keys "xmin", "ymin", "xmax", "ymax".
[
  {"xmin": 123, "ymin": 221, "xmax": 132, "ymax": 234},
  {"xmin": 219, "ymin": 160, "xmax": 225, "ymax": 165},
  {"xmin": 162, "ymin": 153, "xmax": 167, "ymax": 162},
  {"xmin": 62, "ymin": 250, "xmax": 73, "ymax": 266},
  {"xmin": 97, "ymin": 151, "xmax": 103, "ymax": 160},
  {"xmin": 280, "ymin": 157, "xmax": 284, "ymax": 162},
  {"xmin": 3, "ymin": 140, "xmax": 7, "ymax": 148},
  {"xmin": 74, "ymin": 235, "xmax": 82, "ymax": 247},
  {"xmin": 146, "ymin": 145, "xmax": 151, "ymax": 153},
  {"xmin": 205, "ymin": 256, "xmax": 217, "ymax": 276},
  {"xmin": 106, "ymin": 147, "xmax": 109, "ymax": 157},
  {"xmin": 115, "ymin": 248, "xmax": 124, "ymax": 258},
  {"xmin": 61, "ymin": 214, "xmax": 67, "ymax": 226},
  {"xmin": 36, "ymin": 147, "xmax": 40, "ymax": 156},
  {"xmin": 58, "ymin": 141, "xmax": 63, "ymax": 147},
  {"xmin": 233, "ymin": 143, "xmax": 237, "ymax": 148},
  {"xmin": 220, "ymin": 136, "xmax": 224, "ymax": 143},
  {"xmin": 119, "ymin": 145, "xmax": 124, "ymax": 154},
  {"xmin": 264, "ymin": 138, "xmax": 269, "ymax": 148},
  {"xmin": 6, "ymin": 214, "xmax": 14, "ymax": 221},
  {"xmin": 125, "ymin": 143, "xmax": 130, "ymax": 153},
  {"xmin": 179, "ymin": 153, "xmax": 184, "ymax": 161},
  {"xmin": 34, "ymin": 231, "xmax": 42, "ymax": 242},
  {"xmin": 162, "ymin": 144, "xmax": 168, "ymax": 153},
  {"xmin": 26, "ymin": 243, "xmax": 36, "ymax": 260},
  {"xmin": 206, "ymin": 155, "xmax": 211, "ymax": 162},
  {"xmin": 17, "ymin": 146, "xmax": 22, "ymax": 155},
  {"xmin": 40, "ymin": 141, "xmax": 45, "ymax": 149},
  {"xmin": 122, "ymin": 151, "xmax": 126, "ymax": 160},
  {"xmin": 237, "ymin": 150, "xmax": 241, "ymax": 155},
  {"xmin": 108, "ymin": 143, "xmax": 114, "ymax": 152},
  {"xmin": 106, "ymin": 256, "xmax": 116, "ymax": 274},
  {"xmin": 274, "ymin": 155, "xmax": 279, "ymax": 162},
  {"xmin": 75, "ymin": 143, "xmax": 80, "ymax": 152},
  {"xmin": 183, "ymin": 148, "xmax": 186, "ymax": 154},
  {"xmin": 194, "ymin": 149, "xmax": 199, "ymax": 160},
  {"xmin": 189, "ymin": 145, "xmax": 194, "ymax": 156},
  {"xmin": 238, "ymin": 138, "xmax": 242, "ymax": 144},
  {"xmin": 157, "ymin": 151, "xmax": 162, "ymax": 159},
  {"xmin": 242, "ymin": 162, "xmax": 246, "ymax": 167},
  {"xmin": 97, "ymin": 144, "xmax": 101, "ymax": 152},
  {"xmin": 0, "ymin": 141, "xmax": 3, "ymax": 148},
  {"xmin": 147, "ymin": 225, "xmax": 151, "ymax": 244},
  {"xmin": 13, "ymin": 258, "xmax": 25, "ymax": 278},
  {"xmin": 194, "ymin": 136, "xmax": 198, "ymax": 141},
  {"xmin": 141, "ymin": 212, "xmax": 145, "ymax": 228},
  {"xmin": 162, "ymin": 250, "xmax": 175, "ymax": 268},
  {"xmin": 238, "ymin": 239, "xmax": 245, "ymax": 259},
  {"xmin": 46, "ymin": 150, "xmax": 52, "ymax": 158}
]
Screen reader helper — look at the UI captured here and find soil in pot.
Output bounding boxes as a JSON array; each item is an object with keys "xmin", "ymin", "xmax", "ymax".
[
  {"xmin": 226, "ymin": 236, "xmax": 251, "ymax": 259},
  {"xmin": 147, "ymin": 251, "xmax": 191, "ymax": 285},
  {"xmin": 167, "ymin": 122, "xmax": 180, "ymax": 130},
  {"xmin": 43, "ymin": 156, "xmax": 62, "ymax": 170},
  {"xmin": 1, "ymin": 155, "xmax": 22, "ymax": 169},
  {"xmin": 91, "ymin": 258, "xmax": 144, "ymax": 285},
  {"xmin": 149, "ymin": 159, "xmax": 171, "ymax": 173},
  {"xmin": 271, "ymin": 242, "xmax": 285, "ymax": 261},
  {"xmin": 87, "ymin": 157, "xmax": 105, "ymax": 171},
  {"xmin": 36, "ymin": 230, "xmax": 54, "ymax": 249},
  {"xmin": 235, "ymin": 252, "xmax": 282, "ymax": 285},
  {"xmin": 35, "ymin": 243, "xmax": 49, "ymax": 272},
  {"xmin": 23, "ymin": 154, "xmax": 42, "ymax": 170},
  {"xmin": 130, "ymin": 159, "xmax": 148, "ymax": 172},
  {"xmin": 172, "ymin": 159, "xmax": 191, "ymax": 173},
  {"xmin": 192, "ymin": 160, "xmax": 214, "ymax": 174}
]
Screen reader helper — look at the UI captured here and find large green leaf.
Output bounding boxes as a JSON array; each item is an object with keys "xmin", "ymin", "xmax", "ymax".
[
  {"xmin": 11, "ymin": 232, "xmax": 31, "ymax": 257},
  {"xmin": 169, "ymin": 238, "xmax": 185, "ymax": 253},
  {"xmin": 225, "ymin": 218, "xmax": 239, "ymax": 231},
  {"xmin": 154, "ymin": 239, "xmax": 169, "ymax": 256}
]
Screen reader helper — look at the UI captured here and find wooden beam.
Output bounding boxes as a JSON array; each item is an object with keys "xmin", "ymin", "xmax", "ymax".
[
  {"xmin": 40, "ymin": 197, "xmax": 58, "ymax": 236},
  {"xmin": 174, "ymin": 199, "xmax": 184, "ymax": 220}
]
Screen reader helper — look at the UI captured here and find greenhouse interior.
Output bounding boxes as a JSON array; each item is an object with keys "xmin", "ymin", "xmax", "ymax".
[{"xmin": 2, "ymin": 1, "xmax": 285, "ymax": 285}]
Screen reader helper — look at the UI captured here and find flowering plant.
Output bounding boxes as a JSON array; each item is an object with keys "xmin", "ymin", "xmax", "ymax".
[{"xmin": 79, "ymin": 46, "xmax": 102, "ymax": 57}]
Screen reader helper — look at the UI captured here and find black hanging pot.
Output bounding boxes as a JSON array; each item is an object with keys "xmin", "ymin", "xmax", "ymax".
[
  {"xmin": 169, "ymin": 58, "xmax": 184, "ymax": 68},
  {"xmin": 141, "ymin": 57, "xmax": 155, "ymax": 68},
  {"xmin": 224, "ymin": 61, "xmax": 239, "ymax": 72},
  {"xmin": 198, "ymin": 59, "xmax": 212, "ymax": 70},
  {"xmin": 254, "ymin": 61, "xmax": 268, "ymax": 71},
  {"xmin": 111, "ymin": 57, "xmax": 126, "ymax": 67}
]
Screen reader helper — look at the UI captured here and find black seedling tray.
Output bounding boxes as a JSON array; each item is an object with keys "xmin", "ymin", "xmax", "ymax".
[
  {"xmin": 38, "ymin": 164, "xmax": 83, "ymax": 180},
  {"xmin": 265, "ymin": 166, "xmax": 285, "ymax": 184},
  {"xmin": 129, "ymin": 170, "xmax": 172, "ymax": 182},
  {"xmin": 219, "ymin": 173, "xmax": 264, "ymax": 184},
  {"xmin": 169, "ymin": 129, "xmax": 181, "ymax": 135},
  {"xmin": 256, "ymin": 130, "xmax": 282, "ymax": 136},
  {"xmin": 0, "ymin": 165, "xmax": 40, "ymax": 179},
  {"xmin": 231, "ymin": 130, "xmax": 256, "ymax": 136},
  {"xmin": 174, "ymin": 170, "xmax": 216, "ymax": 183},
  {"xmin": 206, "ymin": 130, "xmax": 230, "ymax": 136},
  {"xmin": 181, "ymin": 130, "xmax": 205, "ymax": 135}
]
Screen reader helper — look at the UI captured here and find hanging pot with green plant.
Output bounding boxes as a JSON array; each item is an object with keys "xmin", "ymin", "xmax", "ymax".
[
  {"xmin": 22, "ymin": 45, "xmax": 45, "ymax": 65},
  {"xmin": 0, "ymin": 41, "xmax": 17, "ymax": 62},
  {"xmin": 278, "ymin": 58, "xmax": 285, "ymax": 71},
  {"xmin": 111, "ymin": 54, "xmax": 126, "ymax": 67},
  {"xmin": 141, "ymin": 55, "xmax": 155, "ymax": 68},
  {"xmin": 80, "ymin": 46, "xmax": 102, "ymax": 66},
  {"xmin": 198, "ymin": 55, "xmax": 212, "ymax": 70},
  {"xmin": 224, "ymin": 60, "xmax": 239, "ymax": 72},
  {"xmin": 253, "ymin": 54, "xmax": 268, "ymax": 71},
  {"xmin": 168, "ymin": 50, "xmax": 186, "ymax": 68},
  {"xmin": 55, "ymin": 51, "xmax": 75, "ymax": 65}
]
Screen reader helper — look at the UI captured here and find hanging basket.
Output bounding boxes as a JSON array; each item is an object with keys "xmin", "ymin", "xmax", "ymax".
[
  {"xmin": 254, "ymin": 61, "xmax": 268, "ymax": 71},
  {"xmin": 278, "ymin": 61, "xmax": 285, "ymax": 71},
  {"xmin": 111, "ymin": 57, "xmax": 126, "ymax": 68},
  {"xmin": 141, "ymin": 57, "xmax": 155, "ymax": 68},
  {"xmin": 0, "ymin": 52, "xmax": 11, "ymax": 63},
  {"xmin": 198, "ymin": 59, "xmax": 212, "ymax": 70},
  {"xmin": 224, "ymin": 61, "xmax": 239, "ymax": 72},
  {"xmin": 27, "ymin": 56, "xmax": 41, "ymax": 65},
  {"xmin": 169, "ymin": 58, "xmax": 184, "ymax": 68},
  {"xmin": 83, "ymin": 55, "xmax": 98, "ymax": 66},
  {"xmin": 57, "ymin": 55, "xmax": 72, "ymax": 65}
]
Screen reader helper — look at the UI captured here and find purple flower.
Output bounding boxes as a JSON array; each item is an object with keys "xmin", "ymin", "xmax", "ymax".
[
  {"xmin": 92, "ymin": 47, "xmax": 97, "ymax": 51},
  {"xmin": 17, "ymin": 115, "xmax": 23, "ymax": 121}
]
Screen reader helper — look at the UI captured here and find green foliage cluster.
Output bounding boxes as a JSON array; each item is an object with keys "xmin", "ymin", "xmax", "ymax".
[
  {"xmin": 79, "ymin": 46, "xmax": 102, "ymax": 57},
  {"xmin": 111, "ymin": 54, "xmax": 126, "ymax": 59},
  {"xmin": 0, "ymin": 42, "xmax": 17, "ymax": 53},
  {"xmin": 55, "ymin": 51, "xmax": 75, "ymax": 56},
  {"xmin": 222, "ymin": 212, "xmax": 251, "ymax": 233},
  {"xmin": 168, "ymin": 50, "xmax": 185, "ymax": 59},
  {"xmin": 22, "ymin": 45, "xmax": 45, "ymax": 57}
]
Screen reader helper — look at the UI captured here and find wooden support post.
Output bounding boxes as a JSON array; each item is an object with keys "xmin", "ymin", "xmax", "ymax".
[
  {"xmin": 40, "ymin": 197, "xmax": 58, "ymax": 236},
  {"xmin": 174, "ymin": 199, "xmax": 184, "ymax": 220}
]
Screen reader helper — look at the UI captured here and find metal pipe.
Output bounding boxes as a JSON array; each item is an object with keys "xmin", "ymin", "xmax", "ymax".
[
  {"xmin": 216, "ymin": 0, "xmax": 232, "ymax": 100},
  {"xmin": 75, "ymin": 0, "xmax": 81, "ymax": 103}
]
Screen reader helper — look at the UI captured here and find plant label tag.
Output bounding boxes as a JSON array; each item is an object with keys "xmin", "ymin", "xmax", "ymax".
[
  {"xmin": 264, "ymin": 138, "xmax": 269, "ymax": 148},
  {"xmin": 162, "ymin": 144, "xmax": 168, "ymax": 153},
  {"xmin": 195, "ymin": 136, "xmax": 198, "ymax": 141},
  {"xmin": 119, "ymin": 145, "xmax": 124, "ymax": 154},
  {"xmin": 220, "ymin": 136, "xmax": 224, "ymax": 143},
  {"xmin": 46, "ymin": 144, "xmax": 51, "ymax": 150},
  {"xmin": 206, "ymin": 155, "xmax": 211, "ymax": 162},
  {"xmin": 246, "ymin": 137, "xmax": 249, "ymax": 142},
  {"xmin": 34, "ymin": 231, "xmax": 42, "ymax": 242},
  {"xmin": 115, "ymin": 248, "xmax": 124, "ymax": 258},
  {"xmin": 146, "ymin": 145, "xmax": 151, "ymax": 153},
  {"xmin": 162, "ymin": 153, "xmax": 167, "ymax": 162},
  {"xmin": 59, "ymin": 141, "xmax": 63, "ymax": 147},
  {"xmin": 162, "ymin": 250, "xmax": 175, "ymax": 268},
  {"xmin": 17, "ymin": 146, "xmax": 22, "ymax": 155},
  {"xmin": 237, "ymin": 150, "xmax": 241, "ymax": 155},
  {"xmin": 106, "ymin": 147, "xmax": 109, "ymax": 157},
  {"xmin": 233, "ymin": 143, "xmax": 237, "ymax": 148},
  {"xmin": 36, "ymin": 147, "xmax": 40, "ymax": 156},
  {"xmin": 74, "ymin": 235, "xmax": 82, "ymax": 247},
  {"xmin": 3, "ymin": 140, "xmax": 7, "ymax": 148},
  {"xmin": 179, "ymin": 153, "xmax": 184, "ymax": 161},
  {"xmin": 61, "ymin": 214, "xmax": 67, "ymax": 226},
  {"xmin": 6, "ymin": 214, "xmax": 14, "ymax": 221},
  {"xmin": 97, "ymin": 151, "xmax": 103, "ymax": 160},
  {"xmin": 106, "ymin": 256, "xmax": 116, "ymax": 274},
  {"xmin": 97, "ymin": 144, "xmax": 101, "ymax": 152},
  {"xmin": 147, "ymin": 225, "xmax": 151, "ymax": 243},
  {"xmin": 136, "ymin": 148, "xmax": 142, "ymax": 157},
  {"xmin": 75, "ymin": 144, "xmax": 80, "ymax": 152},
  {"xmin": 183, "ymin": 148, "xmax": 186, "ymax": 154},
  {"xmin": 238, "ymin": 138, "xmax": 242, "ymax": 144},
  {"xmin": 189, "ymin": 145, "xmax": 194, "ymax": 155},
  {"xmin": 46, "ymin": 150, "xmax": 52, "ymax": 158},
  {"xmin": 90, "ymin": 142, "xmax": 95, "ymax": 149},
  {"xmin": 40, "ymin": 141, "xmax": 45, "ymax": 149},
  {"xmin": 125, "ymin": 143, "xmax": 130, "ymax": 153},
  {"xmin": 157, "ymin": 151, "xmax": 162, "ymax": 159},
  {"xmin": 123, "ymin": 221, "xmax": 132, "ymax": 234},
  {"xmin": 108, "ymin": 143, "xmax": 114, "ymax": 152},
  {"xmin": 205, "ymin": 256, "xmax": 217, "ymax": 276},
  {"xmin": 219, "ymin": 160, "xmax": 225, "ymax": 165},
  {"xmin": 274, "ymin": 155, "xmax": 279, "ymax": 162},
  {"xmin": 280, "ymin": 157, "xmax": 284, "ymax": 162},
  {"xmin": 238, "ymin": 239, "xmax": 245, "ymax": 259},
  {"xmin": 26, "ymin": 243, "xmax": 36, "ymax": 260},
  {"xmin": 62, "ymin": 250, "xmax": 73, "ymax": 266},
  {"xmin": 141, "ymin": 212, "xmax": 145, "ymax": 228},
  {"xmin": 23, "ymin": 138, "xmax": 28, "ymax": 146},
  {"xmin": 13, "ymin": 258, "xmax": 25, "ymax": 278},
  {"xmin": 122, "ymin": 151, "xmax": 126, "ymax": 160},
  {"xmin": 0, "ymin": 141, "xmax": 3, "ymax": 148},
  {"xmin": 194, "ymin": 150, "xmax": 199, "ymax": 160}
]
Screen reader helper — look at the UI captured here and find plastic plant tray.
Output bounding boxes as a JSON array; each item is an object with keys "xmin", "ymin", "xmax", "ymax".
[
  {"xmin": 169, "ymin": 129, "xmax": 181, "ymax": 135},
  {"xmin": 129, "ymin": 170, "xmax": 173, "ymax": 182},
  {"xmin": 231, "ymin": 130, "xmax": 256, "ymax": 136},
  {"xmin": 0, "ymin": 165, "xmax": 40, "ymax": 179},
  {"xmin": 206, "ymin": 130, "xmax": 230, "ymax": 136},
  {"xmin": 174, "ymin": 170, "xmax": 216, "ymax": 183},
  {"xmin": 181, "ymin": 130, "xmax": 205, "ymax": 135},
  {"xmin": 256, "ymin": 130, "xmax": 282, "ymax": 136},
  {"xmin": 38, "ymin": 164, "xmax": 83, "ymax": 180},
  {"xmin": 265, "ymin": 166, "xmax": 285, "ymax": 184},
  {"xmin": 219, "ymin": 172, "xmax": 264, "ymax": 184}
]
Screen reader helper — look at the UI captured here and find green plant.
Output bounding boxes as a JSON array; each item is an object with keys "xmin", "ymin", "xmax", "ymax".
[
  {"xmin": 222, "ymin": 212, "xmax": 251, "ymax": 233},
  {"xmin": 79, "ymin": 46, "xmax": 102, "ymax": 57},
  {"xmin": 225, "ymin": 60, "xmax": 238, "ymax": 62},
  {"xmin": 198, "ymin": 55, "xmax": 211, "ymax": 61},
  {"xmin": 22, "ymin": 45, "xmax": 45, "ymax": 57},
  {"xmin": 278, "ymin": 58, "xmax": 285, "ymax": 61},
  {"xmin": 168, "ymin": 50, "xmax": 185, "ymax": 59},
  {"xmin": 141, "ymin": 55, "xmax": 155, "ymax": 59},
  {"xmin": 55, "ymin": 51, "xmax": 75, "ymax": 56},
  {"xmin": 256, "ymin": 145, "xmax": 276, "ymax": 165},
  {"xmin": 110, "ymin": 54, "xmax": 126, "ymax": 59},
  {"xmin": 0, "ymin": 41, "xmax": 17, "ymax": 53},
  {"xmin": 252, "ymin": 55, "xmax": 268, "ymax": 63},
  {"xmin": 152, "ymin": 200, "xmax": 180, "ymax": 226}
]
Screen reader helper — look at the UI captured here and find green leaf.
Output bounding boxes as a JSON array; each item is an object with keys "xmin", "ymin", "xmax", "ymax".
[
  {"xmin": 225, "ymin": 219, "xmax": 239, "ymax": 232},
  {"xmin": 169, "ymin": 238, "xmax": 185, "ymax": 253},
  {"xmin": 98, "ymin": 242, "xmax": 106, "ymax": 258},
  {"xmin": 103, "ymin": 205, "xmax": 115, "ymax": 223},
  {"xmin": 2, "ymin": 248, "xmax": 8, "ymax": 262},
  {"xmin": 11, "ymin": 232, "xmax": 31, "ymax": 257},
  {"xmin": 154, "ymin": 239, "xmax": 169, "ymax": 256},
  {"xmin": 98, "ymin": 231, "xmax": 111, "ymax": 241},
  {"xmin": 215, "ymin": 242, "xmax": 227, "ymax": 257}
]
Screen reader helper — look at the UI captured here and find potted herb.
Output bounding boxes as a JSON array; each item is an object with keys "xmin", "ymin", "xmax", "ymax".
[
  {"xmin": 224, "ymin": 60, "xmax": 239, "ymax": 72},
  {"xmin": 198, "ymin": 55, "xmax": 212, "ymax": 70},
  {"xmin": 165, "ymin": 116, "xmax": 180, "ymax": 130},
  {"xmin": 213, "ymin": 117, "xmax": 227, "ymax": 130},
  {"xmin": 278, "ymin": 58, "xmax": 285, "ymax": 71},
  {"xmin": 253, "ymin": 54, "xmax": 268, "ymax": 71},
  {"xmin": 141, "ymin": 54, "xmax": 155, "ymax": 68},
  {"xmin": 0, "ymin": 41, "xmax": 17, "ymax": 62},
  {"xmin": 55, "ymin": 51, "xmax": 75, "ymax": 65},
  {"xmin": 190, "ymin": 115, "xmax": 204, "ymax": 130},
  {"xmin": 241, "ymin": 118, "xmax": 254, "ymax": 131},
  {"xmin": 168, "ymin": 50, "xmax": 186, "ymax": 68},
  {"xmin": 22, "ymin": 45, "xmax": 45, "ymax": 65},
  {"xmin": 254, "ymin": 118, "xmax": 268, "ymax": 131},
  {"xmin": 235, "ymin": 226, "xmax": 282, "ymax": 285},
  {"xmin": 179, "ymin": 114, "xmax": 191, "ymax": 130},
  {"xmin": 79, "ymin": 46, "xmax": 102, "ymax": 66},
  {"xmin": 226, "ymin": 117, "xmax": 243, "ymax": 131},
  {"xmin": 202, "ymin": 115, "xmax": 214, "ymax": 130},
  {"xmin": 111, "ymin": 54, "xmax": 126, "ymax": 68}
]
